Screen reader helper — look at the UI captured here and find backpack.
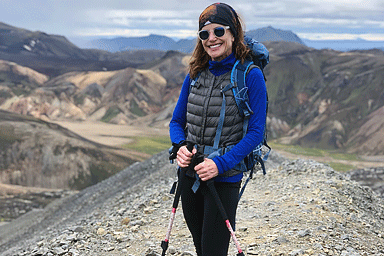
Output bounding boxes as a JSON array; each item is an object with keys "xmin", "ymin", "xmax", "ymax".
[{"xmin": 170, "ymin": 36, "xmax": 271, "ymax": 199}]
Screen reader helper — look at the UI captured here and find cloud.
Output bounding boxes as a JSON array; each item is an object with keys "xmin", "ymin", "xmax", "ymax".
[
  {"xmin": 1, "ymin": 0, "xmax": 384, "ymax": 41},
  {"xmin": 103, "ymin": 9, "xmax": 196, "ymax": 28},
  {"xmin": 76, "ymin": 8, "xmax": 197, "ymax": 38}
]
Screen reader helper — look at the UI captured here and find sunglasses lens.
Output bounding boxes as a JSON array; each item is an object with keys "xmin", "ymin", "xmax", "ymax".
[
  {"xmin": 198, "ymin": 27, "xmax": 227, "ymax": 40},
  {"xmin": 214, "ymin": 27, "xmax": 225, "ymax": 37},
  {"xmin": 199, "ymin": 30, "xmax": 209, "ymax": 40}
]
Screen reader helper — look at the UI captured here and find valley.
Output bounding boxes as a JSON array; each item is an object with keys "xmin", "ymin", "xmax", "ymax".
[
  {"xmin": 1, "ymin": 21, "xmax": 384, "ymax": 228},
  {"xmin": 56, "ymin": 120, "xmax": 383, "ymax": 171},
  {"xmin": 53, "ymin": 120, "xmax": 169, "ymax": 147}
]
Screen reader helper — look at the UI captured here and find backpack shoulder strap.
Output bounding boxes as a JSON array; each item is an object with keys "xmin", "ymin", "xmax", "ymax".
[
  {"xmin": 231, "ymin": 59, "xmax": 255, "ymax": 116},
  {"xmin": 231, "ymin": 60, "xmax": 254, "ymax": 138}
]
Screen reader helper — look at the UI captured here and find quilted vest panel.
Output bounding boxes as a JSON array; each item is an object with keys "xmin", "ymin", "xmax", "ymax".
[{"xmin": 186, "ymin": 69, "xmax": 244, "ymax": 148}]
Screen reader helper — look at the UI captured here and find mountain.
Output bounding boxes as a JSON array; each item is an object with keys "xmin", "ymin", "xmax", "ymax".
[
  {"xmin": 89, "ymin": 34, "xmax": 181, "ymax": 52},
  {"xmin": 303, "ymin": 38, "xmax": 384, "ymax": 51},
  {"xmin": 86, "ymin": 27, "xmax": 384, "ymax": 53},
  {"xmin": 263, "ymin": 42, "xmax": 384, "ymax": 155},
  {"xmin": 246, "ymin": 26, "xmax": 305, "ymax": 45},
  {"xmin": 0, "ymin": 22, "xmax": 90, "ymax": 59},
  {"xmin": 88, "ymin": 34, "xmax": 197, "ymax": 53},
  {"xmin": 0, "ymin": 109, "xmax": 136, "ymax": 190},
  {"xmin": 2, "ymin": 40, "xmax": 384, "ymax": 156},
  {"xmin": 0, "ymin": 52, "xmax": 188, "ymax": 125},
  {"xmin": 87, "ymin": 26, "xmax": 304, "ymax": 53},
  {"xmin": 0, "ymin": 22, "xmax": 166, "ymax": 77}
]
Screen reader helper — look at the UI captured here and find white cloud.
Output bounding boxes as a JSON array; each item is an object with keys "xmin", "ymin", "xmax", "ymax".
[
  {"xmin": 1, "ymin": 0, "xmax": 384, "ymax": 42},
  {"xmin": 84, "ymin": 9, "xmax": 197, "ymax": 30}
]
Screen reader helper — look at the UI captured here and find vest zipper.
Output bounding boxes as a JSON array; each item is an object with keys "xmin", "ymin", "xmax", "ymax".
[{"xmin": 200, "ymin": 74, "xmax": 215, "ymax": 145}]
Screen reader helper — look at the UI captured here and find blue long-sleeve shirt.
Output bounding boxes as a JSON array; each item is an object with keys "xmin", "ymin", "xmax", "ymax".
[{"xmin": 169, "ymin": 53, "xmax": 267, "ymax": 182}]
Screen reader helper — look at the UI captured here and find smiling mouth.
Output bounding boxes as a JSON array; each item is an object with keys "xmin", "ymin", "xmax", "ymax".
[{"xmin": 210, "ymin": 44, "xmax": 222, "ymax": 49}]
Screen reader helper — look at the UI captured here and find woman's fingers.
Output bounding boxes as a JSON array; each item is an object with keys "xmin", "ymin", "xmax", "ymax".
[
  {"xmin": 176, "ymin": 145, "xmax": 194, "ymax": 167},
  {"xmin": 195, "ymin": 158, "xmax": 219, "ymax": 181}
]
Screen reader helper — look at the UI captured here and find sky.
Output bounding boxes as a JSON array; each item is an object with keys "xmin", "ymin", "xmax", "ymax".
[{"xmin": 1, "ymin": 0, "xmax": 384, "ymax": 47}]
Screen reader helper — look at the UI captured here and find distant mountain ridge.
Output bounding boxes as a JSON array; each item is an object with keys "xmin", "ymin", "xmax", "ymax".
[
  {"xmin": 246, "ymin": 26, "xmax": 304, "ymax": 45},
  {"xmin": 86, "ymin": 26, "xmax": 384, "ymax": 53},
  {"xmin": 303, "ymin": 38, "xmax": 384, "ymax": 51},
  {"xmin": 87, "ymin": 34, "xmax": 196, "ymax": 53},
  {"xmin": 0, "ymin": 22, "xmax": 91, "ymax": 59},
  {"xmin": 0, "ymin": 22, "xmax": 167, "ymax": 77},
  {"xmin": 87, "ymin": 26, "xmax": 304, "ymax": 53}
]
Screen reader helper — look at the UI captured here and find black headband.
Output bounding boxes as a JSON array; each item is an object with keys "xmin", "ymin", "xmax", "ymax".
[{"xmin": 199, "ymin": 3, "xmax": 239, "ymax": 38}]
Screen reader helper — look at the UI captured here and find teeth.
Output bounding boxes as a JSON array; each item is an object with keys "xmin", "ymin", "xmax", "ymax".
[{"xmin": 210, "ymin": 44, "xmax": 221, "ymax": 49}]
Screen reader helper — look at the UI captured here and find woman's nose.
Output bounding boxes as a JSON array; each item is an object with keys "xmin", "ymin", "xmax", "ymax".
[{"xmin": 208, "ymin": 31, "xmax": 217, "ymax": 41}]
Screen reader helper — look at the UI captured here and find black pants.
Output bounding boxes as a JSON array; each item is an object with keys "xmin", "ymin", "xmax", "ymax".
[{"xmin": 180, "ymin": 175, "xmax": 241, "ymax": 256}]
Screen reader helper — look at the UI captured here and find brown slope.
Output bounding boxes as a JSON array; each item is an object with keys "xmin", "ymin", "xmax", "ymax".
[
  {"xmin": 0, "ymin": 60, "xmax": 48, "ymax": 107},
  {"xmin": 263, "ymin": 42, "xmax": 384, "ymax": 155},
  {"xmin": 346, "ymin": 106, "xmax": 384, "ymax": 155},
  {"xmin": 0, "ymin": 110, "xmax": 136, "ymax": 190}
]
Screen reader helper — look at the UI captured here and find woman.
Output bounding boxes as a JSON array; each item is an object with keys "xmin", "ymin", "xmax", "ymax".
[{"xmin": 169, "ymin": 3, "xmax": 267, "ymax": 255}]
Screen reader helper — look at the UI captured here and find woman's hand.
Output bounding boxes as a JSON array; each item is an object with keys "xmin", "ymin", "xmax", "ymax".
[
  {"xmin": 176, "ymin": 145, "xmax": 196, "ymax": 168},
  {"xmin": 194, "ymin": 158, "xmax": 219, "ymax": 181}
]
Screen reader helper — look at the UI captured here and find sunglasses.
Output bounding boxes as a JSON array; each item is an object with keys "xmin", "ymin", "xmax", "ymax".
[{"xmin": 198, "ymin": 26, "xmax": 230, "ymax": 40}]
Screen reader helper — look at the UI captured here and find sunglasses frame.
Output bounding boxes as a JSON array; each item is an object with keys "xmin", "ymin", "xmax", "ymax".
[{"xmin": 198, "ymin": 26, "xmax": 230, "ymax": 41}]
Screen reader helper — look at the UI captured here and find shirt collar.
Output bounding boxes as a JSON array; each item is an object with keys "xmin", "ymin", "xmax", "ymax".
[{"xmin": 208, "ymin": 53, "xmax": 236, "ymax": 76}]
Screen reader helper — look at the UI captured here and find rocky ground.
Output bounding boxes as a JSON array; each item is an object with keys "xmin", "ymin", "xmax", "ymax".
[{"xmin": 0, "ymin": 150, "xmax": 384, "ymax": 256}]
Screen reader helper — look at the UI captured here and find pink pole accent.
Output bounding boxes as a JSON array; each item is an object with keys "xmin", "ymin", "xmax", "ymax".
[
  {"xmin": 225, "ymin": 220, "xmax": 243, "ymax": 253},
  {"xmin": 164, "ymin": 210, "xmax": 176, "ymax": 241}
]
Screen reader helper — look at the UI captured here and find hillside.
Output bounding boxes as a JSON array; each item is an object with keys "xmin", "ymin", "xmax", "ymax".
[
  {"xmin": 0, "ymin": 110, "xmax": 136, "ymax": 190},
  {"xmin": 0, "ymin": 151, "xmax": 383, "ymax": 255},
  {"xmin": 263, "ymin": 42, "xmax": 384, "ymax": 155},
  {"xmin": 0, "ymin": 22, "xmax": 166, "ymax": 77},
  {"xmin": 2, "ymin": 41, "xmax": 384, "ymax": 156},
  {"xmin": 0, "ymin": 53, "xmax": 188, "ymax": 125}
]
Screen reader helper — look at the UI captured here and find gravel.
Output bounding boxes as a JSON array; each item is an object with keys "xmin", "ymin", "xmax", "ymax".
[{"xmin": 0, "ymin": 150, "xmax": 383, "ymax": 256}]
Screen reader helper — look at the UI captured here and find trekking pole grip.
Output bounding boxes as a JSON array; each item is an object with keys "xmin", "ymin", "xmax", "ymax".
[
  {"xmin": 186, "ymin": 141, "xmax": 194, "ymax": 154},
  {"xmin": 171, "ymin": 141, "xmax": 194, "ymax": 210}
]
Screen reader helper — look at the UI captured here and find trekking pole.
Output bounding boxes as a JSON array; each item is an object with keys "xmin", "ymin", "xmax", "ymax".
[
  {"xmin": 206, "ymin": 179, "xmax": 245, "ymax": 256},
  {"xmin": 161, "ymin": 142, "xmax": 194, "ymax": 256}
]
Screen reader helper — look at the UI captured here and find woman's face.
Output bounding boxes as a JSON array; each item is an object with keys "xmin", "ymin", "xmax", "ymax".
[{"xmin": 200, "ymin": 23, "xmax": 234, "ymax": 62}]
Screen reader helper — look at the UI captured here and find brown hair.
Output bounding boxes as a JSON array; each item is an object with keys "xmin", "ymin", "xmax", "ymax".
[{"xmin": 189, "ymin": 12, "xmax": 250, "ymax": 79}]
